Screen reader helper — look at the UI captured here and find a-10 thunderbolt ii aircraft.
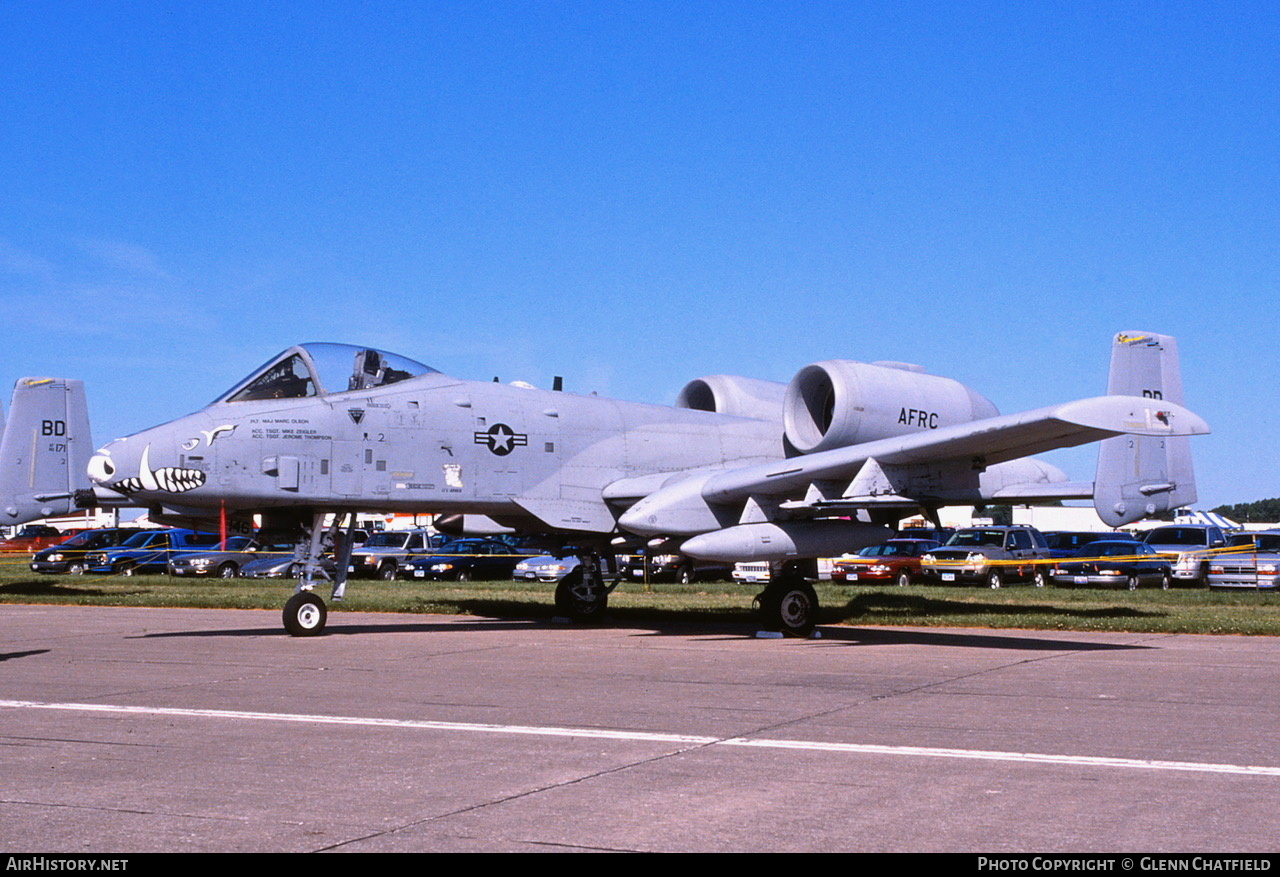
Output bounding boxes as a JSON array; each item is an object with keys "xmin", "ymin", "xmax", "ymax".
[
  {"xmin": 0, "ymin": 377, "xmax": 93, "ymax": 527},
  {"xmin": 85, "ymin": 331, "xmax": 1206, "ymax": 637}
]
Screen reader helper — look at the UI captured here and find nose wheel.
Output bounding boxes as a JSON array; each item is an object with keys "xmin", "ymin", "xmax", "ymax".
[{"xmin": 283, "ymin": 591, "xmax": 327, "ymax": 636}]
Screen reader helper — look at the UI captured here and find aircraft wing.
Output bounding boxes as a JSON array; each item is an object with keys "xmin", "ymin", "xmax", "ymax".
[
  {"xmin": 702, "ymin": 395, "xmax": 1206, "ymax": 503},
  {"xmin": 618, "ymin": 395, "xmax": 1208, "ymax": 538}
]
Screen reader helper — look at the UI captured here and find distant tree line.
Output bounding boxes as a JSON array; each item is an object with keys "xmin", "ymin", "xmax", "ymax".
[
  {"xmin": 972, "ymin": 505, "xmax": 1015, "ymax": 526},
  {"xmin": 1211, "ymin": 498, "xmax": 1280, "ymax": 524}
]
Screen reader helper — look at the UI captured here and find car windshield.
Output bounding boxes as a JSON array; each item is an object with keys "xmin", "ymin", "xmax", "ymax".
[
  {"xmin": 1047, "ymin": 533, "xmax": 1093, "ymax": 549},
  {"xmin": 218, "ymin": 344, "xmax": 436, "ymax": 403},
  {"xmin": 1144, "ymin": 527, "xmax": 1209, "ymax": 546},
  {"xmin": 362, "ymin": 532, "xmax": 411, "ymax": 549},
  {"xmin": 1248, "ymin": 535, "xmax": 1280, "ymax": 553},
  {"xmin": 946, "ymin": 530, "xmax": 1006, "ymax": 548},
  {"xmin": 1077, "ymin": 543, "xmax": 1138, "ymax": 557},
  {"xmin": 859, "ymin": 543, "xmax": 914, "ymax": 557},
  {"xmin": 120, "ymin": 531, "xmax": 162, "ymax": 548}
]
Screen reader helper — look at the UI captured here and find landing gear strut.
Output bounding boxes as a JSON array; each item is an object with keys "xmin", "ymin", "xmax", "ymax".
[
  {"xmin": 282, "ymin": 511, "xmax": 358, "ymax": 637},
  {"xmin": 554, "ymin": 552, "xmax": 617, "ymax": 622},
  {"xmin": 756, "ymin": 561, "xmax": 820, "ymax": 637}
]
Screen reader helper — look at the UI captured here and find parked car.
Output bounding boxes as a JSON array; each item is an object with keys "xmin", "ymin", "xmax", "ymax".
[
  {"xmin": 1207, "ymin": 530, "xmax": 1280, "ymax": 590},
  {"xmin": 85, "ymin": 529, "xmax": 222, "ymax": 575},
  {"xmin": 1, "ymin": 525, "xmax": 71, "ymax": 553},
  {"xmin": 1141, "ymin": 524, "xmax": 1229, "ymax": 586},
  {"xmin": 920, "ymin": 526, "xmax": 1052, "ymax": 588},
  {"xmin": 513, "ymin": 555, "xmax": 581, "ymax": 583},
  {"xmin": 1043, "ymin": 530, "xmax": 1140, "ymax": 559},
  {"xmin": 831, "ymin": 539, "xmax": 942, "ymax": 586},
  {"xmin": 30, "ymin": 528, "xmax": 135, "ymax": 574},
  {"xmin": 619, "ymin": 550, "xmax": 732, "ymax": 584},
  {"xmin": 240, "ymin": 552, "xmax": 338, "ymax": 579},
  {"xmin": 1050, "ymin": 540, "xmax": 1172, "ymax": 589},
  {"xmin": 167, "ymin": 535, "xmax": 292, "ymax": 578},
  {"xmin": 398, "ymin": 538, "xmax": 533, "ymax": 581},
  {"xmin": 348, "ymin": 529, "xmax": 451, "ymax": 579},
  {"xmin": 732, "ymin": 561, "xmax": 771, "ymax": 584}
]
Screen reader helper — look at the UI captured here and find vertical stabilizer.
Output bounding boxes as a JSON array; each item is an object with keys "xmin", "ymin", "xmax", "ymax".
[
  {"xmin": 0, "ymin": 378, "xmax": 93, "ymax": 525},
  {"xmin": 1094, "ymin": 332, "xmax": 1197, "ymax": 526}
]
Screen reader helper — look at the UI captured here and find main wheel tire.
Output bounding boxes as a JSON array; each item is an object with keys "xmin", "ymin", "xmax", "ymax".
[
  {"xmin": 758, "ymin": 581, "xmax": 818, "ymax": 638},
  {"xmin": 283, "ymin": 592, "xmax": 327, "ymax": 636},
  {"xmin": 555, "ymin": 571, "xmax": 608, "ymax": 622},
  {"xmin": 987, "ymin": 570, "xmax": 1003, "ymax": 589},
  {"xmin": 896, "ymin": 570, "xmax": 912, "ymax": 587},
  {"xmin": 217, "ymin": 562, "xmax": 238, "ymax": 579}
]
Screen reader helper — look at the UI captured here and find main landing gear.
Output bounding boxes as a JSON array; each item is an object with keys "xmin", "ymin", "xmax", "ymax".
[
  {"xmin": 554, "ymin": 553, "xmax": 617, "ymax": 622},
  {"xmin": 755, "ymin": 561, "xmax": 820, "ymax": 638}
]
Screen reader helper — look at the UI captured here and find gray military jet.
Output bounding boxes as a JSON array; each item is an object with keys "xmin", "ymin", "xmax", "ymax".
[
  {"xmin": 85, "ymin": 331, "xmax": 1207, "ymax": 637},
  {"xmin": 1, "ymin": 377, "xmax": 93, "ymax": 527}
]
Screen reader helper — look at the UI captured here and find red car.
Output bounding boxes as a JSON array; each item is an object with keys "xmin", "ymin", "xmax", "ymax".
[
  {"xmin": 0, "ymin": 525, "xmax": 79, "ymax": 554},
  {"xmin": 830, "ymin": 539, "xmax": 942, "ymax": 586}
]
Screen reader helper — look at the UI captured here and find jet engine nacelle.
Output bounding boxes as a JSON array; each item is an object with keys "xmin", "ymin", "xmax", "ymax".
[
  {"xmin": 675, "ymin": 375, "xmax": 788, "ymax": 423},
  {"xmin": 783, "ymin": 360, "xmax": 999, "ymax": 454}
]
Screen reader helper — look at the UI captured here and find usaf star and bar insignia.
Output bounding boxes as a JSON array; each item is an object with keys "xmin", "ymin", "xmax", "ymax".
[{"xmin": 474, "ymin": 423, "xmax": 528, "ymax": 456}]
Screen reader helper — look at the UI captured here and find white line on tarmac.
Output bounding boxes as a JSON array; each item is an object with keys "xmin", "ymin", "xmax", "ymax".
[{"xmin": 4, "ymin": 698, "xmax": 1279, "ymax": 777}]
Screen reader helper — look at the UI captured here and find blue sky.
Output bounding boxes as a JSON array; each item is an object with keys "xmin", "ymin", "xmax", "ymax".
[{"xmin": 1, "ymin": 1, "xmax": 1276, "ymax": 509}]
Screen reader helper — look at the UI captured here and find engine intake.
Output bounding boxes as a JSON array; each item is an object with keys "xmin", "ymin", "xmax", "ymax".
[
  {"xmin": 675, "ymin": 375, "xmax": 788, "ymax": 423},
  {"xmin": 783, "ymin": 360, "xmax": 998, "ymax": 454}
]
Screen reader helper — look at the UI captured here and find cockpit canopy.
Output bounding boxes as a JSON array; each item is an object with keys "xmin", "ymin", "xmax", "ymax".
[{"xmin": 217, "ymin": 343, "xmax": 438, "ymax": 403}]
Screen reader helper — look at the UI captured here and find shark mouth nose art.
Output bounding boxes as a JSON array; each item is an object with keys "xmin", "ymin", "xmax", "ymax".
[{"xmin": 94, "ymin": 445, "xmax": 206, "ymax": 495}]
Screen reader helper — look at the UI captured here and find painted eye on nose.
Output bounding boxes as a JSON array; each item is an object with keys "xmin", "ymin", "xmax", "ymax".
[{"xmin": 87, "ymin": 454, "xmax": 116, "ymax": 483}]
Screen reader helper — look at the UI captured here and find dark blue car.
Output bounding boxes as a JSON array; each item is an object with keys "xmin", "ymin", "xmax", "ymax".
[
  {"xmin": 85, "ymin": 529, "xmax": 223, "ymax": 575},
  {"xmin": 1050, "ymin": 540, "xmax": 1172, "ymax": 590},
  {"xmin": 398, "ymin": 539, "xmax": 533, "ymax": 581},
  {"xmin": 30, "ymin": 528, "xmax": 135, "ymax": 574}
]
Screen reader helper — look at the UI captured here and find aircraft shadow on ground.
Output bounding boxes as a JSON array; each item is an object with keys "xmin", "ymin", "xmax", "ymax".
[
  {"xmin": 0, "ymin": 580, "xmax": 147, "ymax": 598},
  {"xmin": 128, "ymin": 595, "xmax": 1151, "ymax": 653},
  {"xmin": 0, "ymin": 649, "xmax": 51, "ymax": 662},
  {"xmin": 809, "ymin": 625, "xmax": 1150, "ymax": 652},
  {"xmin": 839, "ymin": 589, "xmax": 1165, "ymax": 622}
]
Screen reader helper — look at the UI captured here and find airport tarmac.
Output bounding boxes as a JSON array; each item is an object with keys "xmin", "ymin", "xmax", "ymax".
[{"xmin": 1, "ymin": 604, "xmax": 1278, "ymax": 853}]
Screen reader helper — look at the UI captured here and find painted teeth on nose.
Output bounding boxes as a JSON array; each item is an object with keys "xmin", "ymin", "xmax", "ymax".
[
  {"xmin": 107, "ymin": 444, "xmax": 207, "ymax": 494},
  {"xmin": 154, "ymin": 467, "xmax": 206, "ymax": 492}
]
